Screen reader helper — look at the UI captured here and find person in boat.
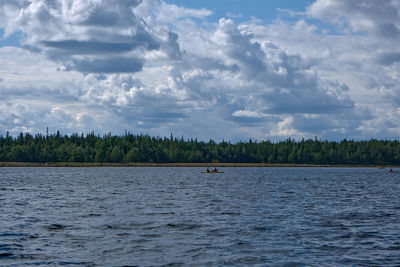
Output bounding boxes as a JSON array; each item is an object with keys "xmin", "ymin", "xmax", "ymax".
[
  {"xmin": 206, "ymin": 167, "xmax": 210, "ymax": 173},
  {"xmin": 213, "ymin": 167, "xmax": 217, "ymax": 172}
]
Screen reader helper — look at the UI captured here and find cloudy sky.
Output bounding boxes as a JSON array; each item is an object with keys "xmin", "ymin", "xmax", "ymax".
[{"xmin": 0, "ymin": 0, "xmax": 399, "ymax": 141}]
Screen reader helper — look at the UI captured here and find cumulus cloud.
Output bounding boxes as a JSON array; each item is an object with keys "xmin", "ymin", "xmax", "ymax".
[
  {"xmin": 179, "ymin": 18, "xmax": 354, "ymax": 115},
  {"xmin": 306, "ymin": 0, "xmax": 400, "ymax": 38},
  {"xmin": 376, "ymin": 52, "xmax": 400, "ymax": 66},
  {"xmin": 1, "ymin": 0, "xmax": 400, "ymax": 141},
  {"xmin": 1, "ymin": 0, "xmax": 180, "ymax": 74},
  {"xmin": 138, "ymin": 0, "xmax": 212, "ymax": 23}
]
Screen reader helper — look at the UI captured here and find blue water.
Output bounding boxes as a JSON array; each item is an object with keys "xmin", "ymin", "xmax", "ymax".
[{"xmin": 0, "ymin": 167, "xmax": 399, "ymax": 266}]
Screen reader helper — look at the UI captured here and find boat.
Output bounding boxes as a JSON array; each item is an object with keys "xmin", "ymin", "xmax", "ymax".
[{"xmin": 201, "ymin": 170, "xmax": 224, "ymax": 173}]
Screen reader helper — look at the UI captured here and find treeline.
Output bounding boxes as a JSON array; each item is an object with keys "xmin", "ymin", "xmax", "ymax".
[{"xmin": 0, "ymin": 131, "xmax": 399, "ymax": 165}]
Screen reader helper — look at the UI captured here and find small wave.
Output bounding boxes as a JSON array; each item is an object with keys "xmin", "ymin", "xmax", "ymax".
[
  {"xmin": 101, "ymin": 223, "xmax": 147, "ymax": 231},
  {"xmin": 117, "ymin": 232, "xmax": 132, "ymax": 237},
  {"xmin": 315, "ymin": 219, "xmax": 349, "ymax": 230},
  {"xmin": 354, "ymin": 230, "xmax": 380, "ymax": 239},
  {"xmin": 102, "ymin": 225, "xmax": 120, "ymax": 230},
  {"xmin": 220, "ymin": 211, "xmax": 241, "ymax": 216},
  {"xmin": 159, "ymin": 262, "xmax": 185, "ymax": 267},
  {"xmin": 166, "ymin": 223, "xmax": 202, "ymax": 230},
  {"xmin": 229, "ymin": 255, "xmax": 268, "ymax": 265},
  {"xmin": 376, "ymin": 212, "xmax": 395, "ymax": 218},
  {"xmin": 0, "ymin": 243, "xmax": 23, "ymax": 250},
  {"xmin": 0, "ymin": 187, "xmax": 13, "ymax": 191},
  {"xmin": 142, "ymin": 225, "xmax": 164, "ymax": 231},
  {"xmin": 86, "ymin": 197, "xmax": 107, "ymax": 201},
  {"xmin": 0, "ymin": 232, "xmax": 29, "ymax": 237},
  {"xmin": 144, "ymin": 212, "xmax": 176, "ymax": 216},
  {"xmin": 272, "ymin": 262, "xmax": 309, "ymax": 267},
  {"xmin": 141, "ymin": 233, "xmax": 162, "ymax": 240},
  {"xmin": 184, "ymin": 247, "xmax": 204, "ymax": 254},
  {"xmin": 385, "ymin": 245, "xmax": 400, "ymax": 250},
  {"xmin": 46, "ymin": 223, "xmax": 67, "ymax": 231},
  {"xmin": 338, "ymin": 232, "xmax": 353, "ymax": 239},
  {"xmin": 252, "ymin": 226, "xmax": 271, "ymax": 232},
  {"xmin": 87, "ymin": 213, "xmax": 102, "ymax": 217},
  {"xmin": 317, "ymin": 244, "xmax": 341, "ymax": 251},
  {"xmin": 28, "ymin": 234, "xmax": 40, "ymax": 239},
  {"xmin": 234, "ymin": 240, "xmax": 251, "ymax": 246},
  {"xmin": 266, "ymin": 249, "xmax": 293, "ymax": 254},
  {"xmin": 130, "ymin": 238, "xmax": 150, "ymax": 244},
  {"xmin": 129, "ymin": 221, "xmax": 153, "ymax": 227},
  {"xmin": 0, "ymin": 252, "xmax": 14, "ymax": 258},
  {"xmin": 58, "ymin": 261, "xmax": 96, "ymax": 266}
]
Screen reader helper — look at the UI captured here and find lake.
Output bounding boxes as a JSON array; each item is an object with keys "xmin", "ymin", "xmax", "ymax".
[{"xmin": 0, "ymin": 167, "xmax": 399, "ymax": 266}]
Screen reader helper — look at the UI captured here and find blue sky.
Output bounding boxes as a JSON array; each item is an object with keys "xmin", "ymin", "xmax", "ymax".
[
  {"xmin": 0, "ymin": 0, "xmax": 400, "ymax": 141},
  {"xmin": 0, "ymin": 29, "xmax": 23, "ymax": 47},
  {"xmin": 0, "ymin": 1, "xmax": 310, "ymax": 47},
  {"xmin": 164, "ymin": 0, "xmax": 311, "ymax": 23}
]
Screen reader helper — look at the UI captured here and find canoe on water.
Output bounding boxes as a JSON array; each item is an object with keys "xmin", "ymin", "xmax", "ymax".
[{"xmin": 201, "ymin": 171, "xmax": 224, "ymax": 173}]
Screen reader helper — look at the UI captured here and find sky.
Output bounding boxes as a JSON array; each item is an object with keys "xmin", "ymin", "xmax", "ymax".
[{"xmin": 0, "ymin": 0, "xmax": 399, "ymax": 142}]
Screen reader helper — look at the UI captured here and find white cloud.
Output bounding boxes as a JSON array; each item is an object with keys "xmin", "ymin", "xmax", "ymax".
[
  {"xmin": 0, "ymin": 0, "xmax": 400, "ymax": 141},
  {"xmin": 306, "ymin": 0, "xmax": 400, "ymax": 39},
  {"xmin": 2, "ymin": 0, "xmax": 180, "ymax": 73},
  {"xmin": 136, "ymin": 0, "xmax": 212, "ymax": 23}
]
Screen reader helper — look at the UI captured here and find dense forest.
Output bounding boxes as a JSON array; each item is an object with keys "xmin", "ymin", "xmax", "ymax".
[{"xmin": 0, "ymin": 131, "xmax": 399, "ymax": 165}]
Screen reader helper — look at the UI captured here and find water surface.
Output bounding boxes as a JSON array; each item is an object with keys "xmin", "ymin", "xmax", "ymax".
[{"xmin": 0, "ymin": 167, "xmax": 399, "ymax": 266}]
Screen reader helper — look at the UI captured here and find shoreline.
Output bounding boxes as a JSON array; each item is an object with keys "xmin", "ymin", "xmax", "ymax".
[{"xmin": 0, "ymin": 162, "xmax": 393, "ymax": 168}]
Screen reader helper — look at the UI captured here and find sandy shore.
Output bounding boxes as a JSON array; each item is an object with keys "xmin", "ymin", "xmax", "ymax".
[
  {"xmin": 0, "ymin": 162, "xmax": 391, "ymax": 168},
  {"xmin": 0, "ymin": 162, "xmax": 270, "ymax": 167}
]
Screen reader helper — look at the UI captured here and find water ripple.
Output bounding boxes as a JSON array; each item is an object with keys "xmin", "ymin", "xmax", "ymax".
[{"xmin": 0, "ymin": 167, "xmax": 399, "ymax": 266}]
